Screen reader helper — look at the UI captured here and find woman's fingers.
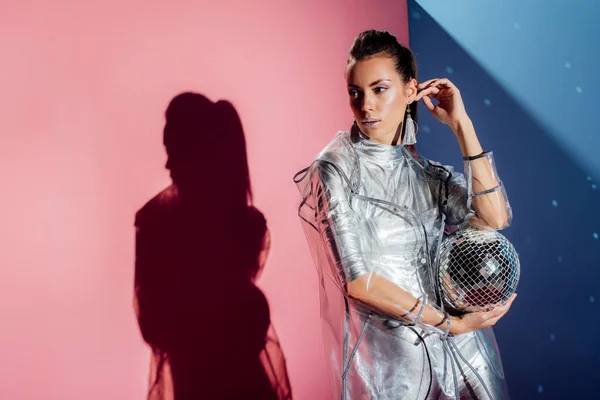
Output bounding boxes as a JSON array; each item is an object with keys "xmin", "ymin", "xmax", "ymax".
[
  {"xmin": 499, "ymin": 293, "xmax": 518, "ymax": 312},
  {"xmin": 489, "ymin": 296, "xmax": 515, "ymax": 318},
  {"xmin": 418, "ymin": 78, "xmax": 439, "ymax": 88},
  {"xmin": 415, "ymin": 86, "xmax": 439, "ymax": 101},
  {"xmin": 421, "ymin": 95, "xmax": 436, "ymax": 111},
  {"xmin": 482, "ymin": 294, "xmax": 518, "ymax": 326},
  {"xmin": 418, "ymin": 78, "xmax": 456, "ymax": 89},
  {"xmin": 432, "ymin": 78, "xmax": 455, "ymax": 89},
  {"xmin": 484, "ymin": 307, "xmax": 511, "ymax": 327}
]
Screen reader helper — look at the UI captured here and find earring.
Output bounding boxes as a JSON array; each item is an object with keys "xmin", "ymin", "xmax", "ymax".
[{"xmin": 402, "ymin": 105, "xmax": 418, "ymax": 145}]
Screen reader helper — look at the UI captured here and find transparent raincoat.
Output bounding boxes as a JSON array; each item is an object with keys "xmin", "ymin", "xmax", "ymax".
[{"xmin": 294, "ymin": 126, "xmax": 512, "ymax": 400}]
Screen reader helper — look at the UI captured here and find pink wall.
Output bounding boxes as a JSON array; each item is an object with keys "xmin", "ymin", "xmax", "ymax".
[{"xmin": 0, "ymin": 1, "xmax": 408, "ymax": 398}]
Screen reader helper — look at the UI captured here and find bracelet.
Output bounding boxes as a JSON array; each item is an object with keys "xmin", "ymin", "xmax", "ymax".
[
  {"xmin": 472, "ymin": 183, "xmax": 502, "ymax": 197},
  {"xmin": 434, "ymin": 312, "xmax": 449, "ymax": 328},
  {"xmin": 462, "ymin": 150, "xmax": 491, "ymax": 161}
]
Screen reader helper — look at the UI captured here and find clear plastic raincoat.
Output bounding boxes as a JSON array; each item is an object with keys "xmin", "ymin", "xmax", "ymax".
[{"xmin": 294, "ymin": 126, "xmax": 512, "ymax": 400}]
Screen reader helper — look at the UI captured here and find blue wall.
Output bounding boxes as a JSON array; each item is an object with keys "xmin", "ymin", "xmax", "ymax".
[{"xmin": 408, "ymin": 1, "xmax": 600, "ymax": 398}]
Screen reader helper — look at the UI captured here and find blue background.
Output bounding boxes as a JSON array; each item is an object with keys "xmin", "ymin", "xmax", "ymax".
[{"xmin": 408, "ymin": 1, "xmax": 600, "ymax": 398}]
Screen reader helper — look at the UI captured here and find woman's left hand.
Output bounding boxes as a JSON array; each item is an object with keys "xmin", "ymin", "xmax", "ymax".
[{"xmin": 415, "ymin": 78, "xmax": 469, "ymax": 128}]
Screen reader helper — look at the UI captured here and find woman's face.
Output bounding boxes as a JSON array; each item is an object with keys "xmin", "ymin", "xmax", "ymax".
[{"xmin": 345, "ymin": 55, "xmax": 417, "ymax": 144}]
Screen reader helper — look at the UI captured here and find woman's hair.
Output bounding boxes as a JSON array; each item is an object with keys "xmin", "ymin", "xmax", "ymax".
[
  {"xmin": 348, "ymin": 30, "xmax": 419, "ymax": 142},
  {"xmin": 348, "ymin": 30, "xmax": 418, "ymax": 84}
]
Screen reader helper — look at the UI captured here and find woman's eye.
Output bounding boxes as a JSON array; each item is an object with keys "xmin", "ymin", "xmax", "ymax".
[
  {"xmin": 374, "ymin": 86, "xmax": 387, "ymax": 94},
  {"xmin": 348, "ymin": 89, "xmax": 359, "ymax": 98}
]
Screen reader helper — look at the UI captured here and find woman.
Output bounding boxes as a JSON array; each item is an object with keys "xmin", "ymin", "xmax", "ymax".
[{"xmin": 295, "ymin": 30, "xmax": 516, "ymax": 399}]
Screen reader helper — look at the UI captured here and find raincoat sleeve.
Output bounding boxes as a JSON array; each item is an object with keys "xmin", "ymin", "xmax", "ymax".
[
  {"xmin": 313, "ymin": 161, "xmax": 451, "ymax": 336},
  {"xmin": 314, "ymin": 161, "xmax": 369, "ymax": 283},
  {"xmin": 445, "ymin": 151, "xmax": 512, "ymax": 230}
]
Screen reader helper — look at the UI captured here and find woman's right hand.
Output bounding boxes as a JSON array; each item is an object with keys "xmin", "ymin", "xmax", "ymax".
[{"xmin": 450, "ymin": 294, "xmax": 517, "ymax": 335}]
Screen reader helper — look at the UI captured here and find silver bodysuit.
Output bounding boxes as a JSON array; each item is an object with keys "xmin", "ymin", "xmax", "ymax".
[{"xmin": 294, "ymin": 127, "xmax": 512, "ymax": 399}]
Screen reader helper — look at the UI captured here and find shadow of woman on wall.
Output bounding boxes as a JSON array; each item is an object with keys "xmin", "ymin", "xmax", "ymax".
[{"xmin": 133, "ymin": 92, "xmax": 292, "ymax": 399}]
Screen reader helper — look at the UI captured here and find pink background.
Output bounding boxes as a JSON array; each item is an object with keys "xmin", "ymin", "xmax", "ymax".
[{"xmin": 0, "ymin": 1, "xmax": 408, "ymax": 398}]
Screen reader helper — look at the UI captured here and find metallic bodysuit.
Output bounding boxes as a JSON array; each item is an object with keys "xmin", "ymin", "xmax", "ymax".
[{"xmin": 295, "ymin": 127, "xmax": 512, "ymax": 399}]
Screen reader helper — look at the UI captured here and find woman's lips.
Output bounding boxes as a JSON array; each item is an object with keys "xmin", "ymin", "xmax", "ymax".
[{"xmin": 362, "ymin": 119, "xmax": 381, "ymax": 127}]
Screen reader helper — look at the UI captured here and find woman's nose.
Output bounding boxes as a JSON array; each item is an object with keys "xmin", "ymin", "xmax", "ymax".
[{"xmin": 361, "ymin": 94, "xmax": 375, "ymax": 113}]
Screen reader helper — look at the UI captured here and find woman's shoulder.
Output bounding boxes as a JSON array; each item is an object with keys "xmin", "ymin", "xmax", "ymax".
[
  {"xmin": 315, "ymin": 130, "xmax": 355, "ymax": 160},
  {"xmin": 311, "ymin": 130, "xmax": 357, "ymax": 179},
  {"xmin": 293, "ymin": 130, "xmax": 357, "ymax": 191}
]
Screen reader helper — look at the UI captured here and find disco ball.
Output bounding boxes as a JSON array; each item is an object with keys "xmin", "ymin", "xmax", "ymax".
[{"xmin": 436, "ymin": 228, "xmax": 520, "ymax": 314}]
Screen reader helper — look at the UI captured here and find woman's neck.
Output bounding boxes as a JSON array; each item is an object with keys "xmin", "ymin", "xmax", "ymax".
[{"xmin": 361, "ymin": 123, "xmax": 403, "ymax": 146}]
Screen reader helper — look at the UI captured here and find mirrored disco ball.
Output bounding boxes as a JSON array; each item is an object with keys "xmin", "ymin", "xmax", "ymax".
[{"xmin": 437, "ymin": 228, "xmax": 520, "ymax": 313}]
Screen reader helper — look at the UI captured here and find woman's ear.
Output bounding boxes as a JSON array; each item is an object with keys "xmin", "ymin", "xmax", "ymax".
[{"xmin": 406, "ymin": 78, "xmax": 418, "ymax": 104}]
